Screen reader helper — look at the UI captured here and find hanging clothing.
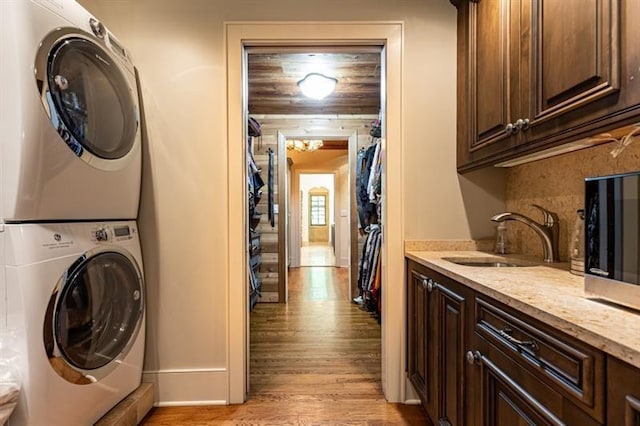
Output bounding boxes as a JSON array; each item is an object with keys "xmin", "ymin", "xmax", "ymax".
[
  {"xmin": 367, "ymin": 141, "xmax": 381, "ymax": 202},
  {"xmin": 356, "ymin": 224, "xmax": 382, "ymax": 318},
  {"xmin": 356, "ymin": 141, "xmax": 380, "ymax": 227},
  {"xmin": 357, "ymin": 225, "xmax": 382, "ymax": 294},
  {"xmin": 355, "ymin": 148, "xmax": 367, "ymax": 229},
  {"xmin": 267, "ymin": 148, "xmax": 275, "ymax": 227}
]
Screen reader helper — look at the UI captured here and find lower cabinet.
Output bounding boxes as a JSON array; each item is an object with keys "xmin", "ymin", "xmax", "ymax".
[
  {"xmin": 407, "ymin": 260, "xmax": 474, "ymax": 426},
  {"xmin": 470, "ymin": 334, "xmax": 602, "ymax": 426},
  {"xmin": 607, "ymin": 357, "xmax": 640, "ymax": 426},
  {"xmin": 405, "ymin": 259, "xmax": 631, "ymax": 426},
  {"xmin": 472, "ymin": 337, "xmax": 568, "ymax": 426}
]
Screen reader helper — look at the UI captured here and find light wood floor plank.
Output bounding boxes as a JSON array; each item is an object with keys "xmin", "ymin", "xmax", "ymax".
[{"xmin": 141, "ymin": 267, "xmax": 427, "ymax": 425}]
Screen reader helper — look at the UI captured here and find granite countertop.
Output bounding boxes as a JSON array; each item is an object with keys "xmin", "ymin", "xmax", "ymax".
[{"xmin": 405, "ymin": 250, "xmax": 640, "ymax": 369}]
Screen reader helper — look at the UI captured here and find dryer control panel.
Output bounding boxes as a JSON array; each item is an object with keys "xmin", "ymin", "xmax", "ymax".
[
  {"xmin": 95, "ymin": 227, "xmax": 109, "ymax": 242},
  {"xmin": 92, "ymin": 224, "xmax": 134, "ymax": 243}
]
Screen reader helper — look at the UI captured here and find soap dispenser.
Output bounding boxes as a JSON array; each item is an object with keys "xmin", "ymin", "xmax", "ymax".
[
  {"xmin": 494, "ymin": 222, "xmax": 508, "ymax": 254},
  {"xmin": 569, "ymin": 209, "xmax": 585, "ymax": 275}
]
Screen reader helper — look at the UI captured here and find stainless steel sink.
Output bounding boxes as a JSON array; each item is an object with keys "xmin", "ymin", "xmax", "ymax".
[{"xmin": 441, "ymin": 256, "xmax": 538, "ymax": 267}]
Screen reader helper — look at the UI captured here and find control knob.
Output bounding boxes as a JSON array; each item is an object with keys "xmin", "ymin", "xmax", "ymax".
[
  {"xmin": 89, "ymin": 18, "xmax": 106, "ymax": 38},
  {"xmin": 95, "ymin": 228, "xmax": 109, "ymax": 242}
]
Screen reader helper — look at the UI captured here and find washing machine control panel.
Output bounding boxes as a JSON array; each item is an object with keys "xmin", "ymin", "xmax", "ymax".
[
  {"xmin": 95, "ymin": 227, "xmax": 109, "ymax": 242},
  {"xmin": 89, "ymin": 18, "xmax": 106, "ymax": 39},
  {"xmin": 92, "ymin": 225, "xmax": 133, "ymax": 243}
]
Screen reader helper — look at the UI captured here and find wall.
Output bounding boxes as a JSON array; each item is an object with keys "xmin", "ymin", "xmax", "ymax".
[
  {"xmin": 505, "ymin": 139, "xmax": 640, "ymax": 261},
  {"xmin": 76, "ymin": 0, "xmax": 496, "ymax": 405},
  {"xmin": 335, "ymin": 161, "xmax": 350, "ymax": 268}
]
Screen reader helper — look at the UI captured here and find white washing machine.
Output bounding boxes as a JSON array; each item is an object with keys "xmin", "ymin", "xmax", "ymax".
[
  {"xmin": 3, "ymin": 221, "xmax": 145, "ymax": 425},
  {"xmin": 0, "ymin": 0, "xmax": 142, "ymax": 222}
]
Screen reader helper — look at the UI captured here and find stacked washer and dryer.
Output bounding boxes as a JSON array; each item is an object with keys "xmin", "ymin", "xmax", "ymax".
[{"xmin": 1, "ymin": 0, "xmax": 146, "ymax": 424}]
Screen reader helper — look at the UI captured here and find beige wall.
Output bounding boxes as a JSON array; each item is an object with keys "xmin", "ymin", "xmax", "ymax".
[
  {"xmin": 77, "ymin": 0, "xmax": 497, "ymax": 404},
  {"xmin": 336, "ymin": 161, "xmax": 350, "ymax": 268}
]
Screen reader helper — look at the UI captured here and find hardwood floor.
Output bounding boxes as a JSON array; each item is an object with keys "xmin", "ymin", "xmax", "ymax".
[
  {"xmin": 300, "ymin": 242, "xmax": 336, "ymax": 267},
  {"xmin": 141, "ymin": 267, "xmax": 427, "ymax": 425}
]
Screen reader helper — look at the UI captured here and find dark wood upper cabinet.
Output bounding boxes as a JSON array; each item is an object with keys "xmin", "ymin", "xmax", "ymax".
[
  {"xmin": 457, "ymin": 0, "xmax": 640, "ymax": 172},
  {"xmin": 457, "ymin": 0, "xmax": 532, "ymax": 168},
  {"xmin": 472, "ymin": 0, "xmax": 513, "ymax": 148},
  {"xmin": 533, "ymin": 0, "xmax": 619, "ymax": 122},
  {"xmin": 528, "ymin": 0, "xmax": 621, "ymax": 143}
]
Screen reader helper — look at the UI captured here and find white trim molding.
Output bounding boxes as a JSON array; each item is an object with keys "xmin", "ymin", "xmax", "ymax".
[{"xmin": 143, "ymin": 368, "xmax": 229, "ymax": 406}]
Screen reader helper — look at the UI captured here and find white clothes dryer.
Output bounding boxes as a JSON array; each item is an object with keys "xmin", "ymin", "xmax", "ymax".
[
  {"xmin": 3, "ymin": 221, "xmax": 145, "ymax": 426},
  {"xmin": 0, "ymin": 0, "xmax": 142, "ymax": 222}
]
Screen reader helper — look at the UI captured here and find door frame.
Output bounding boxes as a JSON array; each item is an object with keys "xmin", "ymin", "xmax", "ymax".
[
  {"xmin": 281, "ymin": 130, "xmax": 358, "ymax": 301},
  {"xmin": 281, "ymin": 130, "xmax": 356, "ymax": 271},
  {"xmin": 226, "ymin": 22, "xmax": 404, "ymax": 403}
]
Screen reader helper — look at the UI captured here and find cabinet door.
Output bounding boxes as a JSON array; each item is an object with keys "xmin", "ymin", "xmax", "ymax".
[
  {"xmin": 406, "ymin": 261, "xmax": 473, "ymax": 425},
  {"xmin": 470, "ymin": 336, "xmax": 602, "ymax": 426},
  {"xmin": 480, "ymin": 356, "xmax": 563, "ymax": 425},
  {"xmin": 457, "ymin": 0, "xmax": 529, "ymax": 169},
  {"xmin": 607, "ymin": 357, "xmax": 640, "ymax": 426},
  {"xmin": 407, "ymin": 265, "xmax": 436, "ymax": 416},
  {"xmin": 527, "ymin": 0, "xmax": 621, "ymax": 141},
  {"xmin": 471, "ymin": 0, "xmax": 512, "ymax": 147},
  {"xmin": 456, "ymin": 0, "xmax": 640, "ymax": 173},
  {"xmin": 436, "ymin": 283, "xmax": 467, "ymax": 426}
]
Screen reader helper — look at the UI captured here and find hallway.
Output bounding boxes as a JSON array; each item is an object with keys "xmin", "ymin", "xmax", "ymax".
[
  {"xmin": 142, "ymin": 267, "xmax": 426, "ymax": 424},
  {"xmin": 300, "ymin": 242, "xmax": 336, "ymax": 267}
]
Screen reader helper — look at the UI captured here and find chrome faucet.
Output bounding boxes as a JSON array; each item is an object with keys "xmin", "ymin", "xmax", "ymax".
[{"xmin": 491, "ymin": 204, "xmax": 560, "ymax": 263}]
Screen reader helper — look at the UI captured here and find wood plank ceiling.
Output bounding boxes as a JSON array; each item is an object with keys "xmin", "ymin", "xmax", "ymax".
[{"xmin": 248, "ymin": 48, "xmax": 382, "ymax": 115}]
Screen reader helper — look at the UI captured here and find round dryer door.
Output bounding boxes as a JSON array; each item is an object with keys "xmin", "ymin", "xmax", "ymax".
[
  {"xmin": 36, "ymin": 30, "xmax": 139, "ymax": 169},
  {"xmin": 44, "ymin": 247, "xmax": 144, "ymax": 384}
]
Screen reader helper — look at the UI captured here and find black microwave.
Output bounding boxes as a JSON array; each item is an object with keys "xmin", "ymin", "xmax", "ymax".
[{"xmin": 585, "ymin": 171, "xmax": 640, "ymax": 311}]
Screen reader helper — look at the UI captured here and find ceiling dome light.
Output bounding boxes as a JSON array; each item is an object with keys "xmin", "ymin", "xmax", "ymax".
[{"xmin": 297, "ymin": 73, "xmax": 338, "ymax": 100}]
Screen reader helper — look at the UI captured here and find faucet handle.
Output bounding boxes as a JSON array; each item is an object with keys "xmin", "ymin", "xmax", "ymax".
[{"xmin": 531, "ymin": 204, "xmax": 558, "ymax": 227}]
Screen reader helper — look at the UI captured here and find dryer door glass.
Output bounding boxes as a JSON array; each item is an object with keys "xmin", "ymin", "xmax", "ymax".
[
  {"xmin": 55, "ymin": 252, "xmax": 143, "ymax": 370},
  {"xmin": 47, "ymin": 38, "xmax": 138, "ymax": 159}
]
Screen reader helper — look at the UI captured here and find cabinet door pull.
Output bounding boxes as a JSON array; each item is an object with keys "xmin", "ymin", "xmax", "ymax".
[
  {"xmin": 515, "ymin": 118, "xmax": 530, "ymax": 131},
  {"xmin": 439, "ymin": 419, "xmax": 452, "ymax": 426},
  {"xmin": 498, "ymin": 327, "xmax": 540, "ymax": 353},
  {"xmin": 505, "ymin": 122, "xmax": 516, "ymax": 134},
  {"xmin": 466, "ymin": 350, "xmax": 482, "ymax": 365},
  {"xmin": 422, "ymin": 278, "xmax": 436, "ymax": 292}
]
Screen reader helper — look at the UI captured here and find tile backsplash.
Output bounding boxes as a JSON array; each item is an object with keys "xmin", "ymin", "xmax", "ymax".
[{"xmin": 504, "ymin": 137, "xmax": 640, "ymax": 261}]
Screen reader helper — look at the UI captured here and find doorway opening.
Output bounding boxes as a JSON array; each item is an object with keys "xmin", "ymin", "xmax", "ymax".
[
  {"xmin": 226, "ymin": 22, "xmax": 404, "ymax": 404},
  {"xmin": 299, "ymin": 173, "xmax": 336, "ymax": 267},
  {"xmin": 245, "ymin": 44, "xmax": 383, "ymax": 399}
]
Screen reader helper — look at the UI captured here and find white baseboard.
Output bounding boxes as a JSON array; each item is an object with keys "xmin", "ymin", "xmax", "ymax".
[
  {"xmin": 155, "ymin": 400, "xmax": 227, "ymax": 407},
  {"xmin": 142, "ymin": 368, "xmax": 229, "ymax": 406},
  {"xmin": 404, "ymin": 375, "xmax": 420, "ymax": 404}
]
